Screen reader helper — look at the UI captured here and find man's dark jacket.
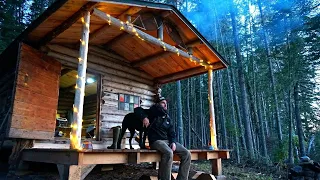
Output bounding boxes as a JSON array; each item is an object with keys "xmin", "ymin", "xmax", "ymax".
[{"xmin": 134, "ymin": 104, "xmax": 176, "ymax": 145}]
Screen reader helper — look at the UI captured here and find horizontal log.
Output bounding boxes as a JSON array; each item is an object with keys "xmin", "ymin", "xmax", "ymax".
[
  {"xmin": 102, "ymin": 81, "xmax": 155, "ymax": 97},
  {"xmin": 102, "ymin": 92, "xmax": 118, "ymax": 101},
  {"xmin": 102, "ymin": 100, "xmax": 118, "ymax": 108},
  {"xmin": 101, "ymin": 121, "xmax": 123, "ymax": 129},
  {"xmin": 83, "ymin": 114, "xmax": 96, "ymax": 120},
  {"xmin": 100, "ymin": 107, "xmax": 131, "ymax": 116},
  {"xmin": 47, "ymin": 51, "xmax": 154, "ymax": 85},
  {"xmin": 88, "ymin": 46, "xmax": 130, "ymax": 63},
  {"xmin": 101, "ymin": 114, "xmax": 124, "ymax": 123},
  {"xmin": 92, "ymin": 8, "xmax": 212, "ymax": 67},
  {"xmin": 89, "ymin": 49, "xmax": 129, "ymax": 66},
  {"xmin": 102, "ymin": 86, "xmax": 154, "ymax": 101},
  {"xmin": 45, "ymin": 44, "xmax": 153, "ymax": 81},
  {"xmin": 102, "ymin": 74, "xmax": 155, "ymax": 91}
]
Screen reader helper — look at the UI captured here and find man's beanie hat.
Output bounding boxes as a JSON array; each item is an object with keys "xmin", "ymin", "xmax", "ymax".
[{"xmin": 156, "ymin": 96, "xmax": 166, "ymax": 103}]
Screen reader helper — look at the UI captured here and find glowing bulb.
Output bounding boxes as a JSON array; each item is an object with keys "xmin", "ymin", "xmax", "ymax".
[
  {"xmin": 81, "ymin": 17, "xmax": 84, "ymax": 24},
  {"xmin": 86, "ymin": 77, "xmax": 95, "ymax": 84}
]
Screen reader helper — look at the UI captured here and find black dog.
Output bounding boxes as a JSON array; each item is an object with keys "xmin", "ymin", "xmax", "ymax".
[{"xmin": 117, "ymin": 107, "xmax": 149, "ymax": 149}]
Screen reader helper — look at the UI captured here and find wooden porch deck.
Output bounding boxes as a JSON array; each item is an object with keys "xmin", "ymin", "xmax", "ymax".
[{"xmin": 21, "ymin": 148, "xmax": 229, "ymax": 179}]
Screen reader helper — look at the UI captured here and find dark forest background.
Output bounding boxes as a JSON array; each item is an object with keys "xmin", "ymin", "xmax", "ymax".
[{"xmin": 0, "ymin": 0, "xmax": 319, "ymax": 165}]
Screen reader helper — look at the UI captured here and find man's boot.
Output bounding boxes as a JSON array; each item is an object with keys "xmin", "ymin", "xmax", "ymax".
[{"xmin": 107, "ymin": 126, "xmax": 121, "ymax": 149}]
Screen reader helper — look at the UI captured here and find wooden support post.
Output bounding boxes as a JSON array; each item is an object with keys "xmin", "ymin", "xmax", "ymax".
[
  {"xmin": 92, "ymin": 8, "xmax": 211, "ymax": 67},
  {"xmin": 157, "ymin": 22, "xmax": 163, "ymax": 40},
  {"xmin": 211, "ymin": 159, "xmax": 222, "ymax": 176},
  {"xmin": 208, "ymin": 69, "xmax": 218, "ymax": 150},
  {"xmin": 152, "ymin": 162, "xmax": 159, "ymax": 170},
  {"xmin": 70, "ymin": 11, "xmax": 90, "ymax": 150}
]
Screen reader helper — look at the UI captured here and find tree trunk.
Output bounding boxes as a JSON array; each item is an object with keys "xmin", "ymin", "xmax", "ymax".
[
  {"xmin": 187, "ymin": 79, "xmax": 191, "ymax": 149},
  {"xmin": 176, "ymin": 80, "xmax": 184, "ymax": 145},
  {"xmin": 227, "ymin": 69, "xmax": 240, "ymax": 163},
  {"xmin": 288, "ymin": 90, "xmax": 294, "ymax": 164},
  {"xmin": 231, "ymin": 68, "xmax": 247, "ymax": 154},
  {"xmin": 257, "ymin": 94, "xmax": 268, "ymax": 159},
  {"xmin": 217, "ymin": 72, "xmax": 227, "ymax": 148},
  {"xmin": 257, "ymin": 0, "xmax": 283, "ymax": 142},
  {"xmin": 294, "ymin": 83, "xmax": 305, "ymax": 157},
  {"xmin": 230, "ymin": 1, "xmax": 254, "ymax": 158},
  {"xmin": 199, "ymin": 75, "xmax": 205, "ymax": 147},
  {"xmin": 261, "ymin": 94, "xmax": 270, "ymax": 137}
]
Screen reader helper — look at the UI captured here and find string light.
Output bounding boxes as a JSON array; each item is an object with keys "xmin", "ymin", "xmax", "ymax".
[
  {"xmin": 175, "ymin": 47, "xmax": 180, "ymax": 56},
  {"xmin": 106, "ymin": 14, "xmax": 111, "ymax": 25},
  {"xmin": 80, "ymin": 39, "xmax": 85, "ymax": 46},
  {"xmin": 120, "ymin": 21, "xmax": 124, "ymax": 30},
  {"xmin": 100, "ymin": 13, "xmax": 213, "ymax": 69}
]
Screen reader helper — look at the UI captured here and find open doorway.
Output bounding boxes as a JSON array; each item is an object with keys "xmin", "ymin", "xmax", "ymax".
[{"xmin": 55, "ymin": 67, "xmax": 99, "ymax": 139}]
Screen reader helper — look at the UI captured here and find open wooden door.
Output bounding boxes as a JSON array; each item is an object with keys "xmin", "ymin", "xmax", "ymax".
[{"xmin": 7, "ymin": 43, "xmax": 61, "ymax": 140}]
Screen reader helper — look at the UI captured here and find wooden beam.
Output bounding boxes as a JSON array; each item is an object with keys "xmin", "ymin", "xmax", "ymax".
[
  {"xmin": 92, "ymin": 8, "xmax": 211, "ymax": 67},
  {"xmin": 208, "ymin": 69, "xmax": 218, "ymax": 150},
  {"xmin": 37, "ymin": 2, "xmax": 97, "ymax": 47},
  {"xmin": 132, "ymin": 51, "xmax": 171, "ymax": 67},
  {"xmin": 131, "ymin": 40, "xmax": 201, "ymax": 67},
  {"xmin": 45, "ymin": 44, "xmax": 154, "ymax": 81},
  {"xmin": 156, "ymin": 62, "xmax": 224, "ymax": 84},
  {"xmin": 90, "ymin": 7, "xmax": 142, "ymax": 42},
  {"xmin": 103, "ymin": 33, "xmax": 132, "ymax": 49},
  {"xmin": 70, "ymin": 11, "xmax": 90, "ymax": 150},
  {"xmin": 22, "ymin": 150, "xmax": 79, "ymax": 165}
]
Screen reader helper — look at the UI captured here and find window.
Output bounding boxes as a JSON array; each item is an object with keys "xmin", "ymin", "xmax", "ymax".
[{"xmin": 118, "ymin": 94, "xmax": 140, "ymax": 111}]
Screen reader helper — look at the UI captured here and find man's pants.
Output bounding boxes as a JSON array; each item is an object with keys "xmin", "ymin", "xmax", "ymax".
[{"xmin": 150, "ymin": 140, "xmax": 191, "ymax": 180}]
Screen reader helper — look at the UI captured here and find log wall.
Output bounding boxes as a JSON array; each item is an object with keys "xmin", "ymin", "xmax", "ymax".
[{"xmin": 45, "ymin": 45, "xmax": 156, "ymax": 147}]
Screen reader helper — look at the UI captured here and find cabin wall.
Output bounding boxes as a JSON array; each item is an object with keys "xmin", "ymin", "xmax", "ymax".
[
  {"xmin": 0, "ymin": 43, "xmax": 19, "ymax": 137},
  {"xmin": 100, "ymin": 74, "xmax": 155, "ymax": 145},
  {"xmin": 8, "ymin": 43, "xmax": 61, "ymax": 139},
  {"xmin": 46, "ymin": 45, "xmax": 156, "ymax": 147}
]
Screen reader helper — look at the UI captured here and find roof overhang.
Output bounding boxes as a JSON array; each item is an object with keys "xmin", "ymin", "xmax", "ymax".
[{"xmin": 2, "ymin": 0, "xmax": 229, "ymax": 84}]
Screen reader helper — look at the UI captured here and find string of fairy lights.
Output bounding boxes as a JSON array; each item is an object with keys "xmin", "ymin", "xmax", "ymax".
[
  {"xmin": 70, "ymin": 15, "xmax": 91, "ymax": 150},
  {"xmin": 104, "ymin": 12, "xmax": 214, "ymax": 70},
  {"xmin": 70, "ymin": 11, "xmax": 218, "ymax": 150}
]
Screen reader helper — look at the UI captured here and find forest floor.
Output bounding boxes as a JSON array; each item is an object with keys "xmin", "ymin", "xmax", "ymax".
[{"xmin": 0, "ymin": 159, "xmax": 287, "ymax": 180}]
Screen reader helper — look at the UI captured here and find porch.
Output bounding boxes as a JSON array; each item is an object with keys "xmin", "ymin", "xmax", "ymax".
[{"xmin": 21, "ymin": 148, "xmax": 229, "ymax": 179}]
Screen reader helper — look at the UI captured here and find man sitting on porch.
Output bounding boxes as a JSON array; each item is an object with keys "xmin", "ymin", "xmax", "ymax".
[{"xmin": 140, "ymin": 97, "xmax": 191, "ymax": 180}]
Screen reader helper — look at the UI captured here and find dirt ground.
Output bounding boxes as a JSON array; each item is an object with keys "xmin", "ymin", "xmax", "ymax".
[{"xmin": 0, "ymin": 159, "xmax": 287, "ymax": 180}]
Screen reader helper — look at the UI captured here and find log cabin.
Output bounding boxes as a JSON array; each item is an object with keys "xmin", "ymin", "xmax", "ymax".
[{"xmin": 0, "ymin": 0, "xmax": 230, "ymax": 179}]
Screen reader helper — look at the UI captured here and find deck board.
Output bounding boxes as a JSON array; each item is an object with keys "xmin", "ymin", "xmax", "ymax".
[{"xmin": 22, "ymin": 148, "xmax": 230, "ymax": 165}]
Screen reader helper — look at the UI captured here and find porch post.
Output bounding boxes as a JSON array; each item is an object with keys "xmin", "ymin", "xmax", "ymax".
[
  {"xmin": 70, "ymin": 11, "xmax": 91, "ymax": 150},
  {"xmin": 208, "ymin": 69, "xmax": 218, "ymax": 150}
]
